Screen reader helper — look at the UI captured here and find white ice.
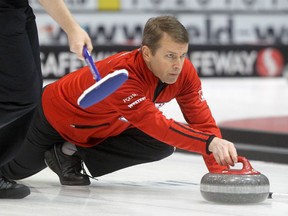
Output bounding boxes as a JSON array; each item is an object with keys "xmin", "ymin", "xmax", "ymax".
[{"xmin": 0, "ymin": 153, "xmax": 287, "ymax": 216}]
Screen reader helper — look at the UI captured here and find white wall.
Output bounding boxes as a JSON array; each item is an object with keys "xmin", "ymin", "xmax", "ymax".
[{"xmin": 160, "ymin": 77, "xmax": 288, "ymax": 124}]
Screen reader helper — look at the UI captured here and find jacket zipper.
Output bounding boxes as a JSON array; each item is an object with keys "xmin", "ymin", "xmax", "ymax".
[
  {"xmin": 70, "ymin": 122, "xmax": 109, "ymax": 129},
  {"xmin": 153, "ymin": 80, "xmax": 168, "ymax": 102}
]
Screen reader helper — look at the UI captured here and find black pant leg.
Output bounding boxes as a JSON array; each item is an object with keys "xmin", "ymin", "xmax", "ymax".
[
  {"xmin": 0, "ymin": 103, "xmax": 66, "ymax": 180},
  {"xmin": 0, "ymin": 108, "xmax": 36, "ymax": 167},
  {"xmin": 0, "ymin": 6, "xmax": 42, "ymax": 103},
  {"xmin": 76, "ymin": 128, "xmax": 175, "ymax": 177},
  {"xmin": 0, "ymin": 5, "xmax": 42, "ymax": 166}
]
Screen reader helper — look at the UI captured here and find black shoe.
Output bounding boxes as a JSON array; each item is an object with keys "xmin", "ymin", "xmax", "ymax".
[
  {"xmin": 0, "ymin": 176, "xmax": 30, "ymax": 199},
  {"xmin": 44, "ymin": 144, "xmax": 90, "ymax": 186}
]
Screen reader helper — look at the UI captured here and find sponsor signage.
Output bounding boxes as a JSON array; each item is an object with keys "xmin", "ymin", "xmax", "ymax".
[
  {"xmin": 36, "ymin": 13, "xmax": 155, "ymax": 46},
  {"xmin": 29, "ymin": 0, "xmax": 98, "ymax": 11},
  {"xmin": 29, "ymin": 0, "xmax": 288, "ymax": 11},
  {"xmin": 40, "ymin": 45, "xmax": 287, "ymax": 79},
  {"xmin": 36, "ymin": 13, "xmax": 288, "ymax": 45},
  {"xmin": 179, "ymin": 14, "xmax": 288, "ymax": 45},
  {"xmin": 40, "ymin": 46, "xmax": 135, "ymax": 79},
  {"xmin": 190, "ymin": 46, "xmax": 286, "ymax": 77},
  {"xmin": 121, "ymin": 0, "xmax": 288, "ymax": 11}
]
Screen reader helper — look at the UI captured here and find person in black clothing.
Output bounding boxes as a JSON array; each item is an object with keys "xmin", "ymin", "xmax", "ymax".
[{"xmin": 0, "ymin": 0, "xmax": 92, "ymax": 199}]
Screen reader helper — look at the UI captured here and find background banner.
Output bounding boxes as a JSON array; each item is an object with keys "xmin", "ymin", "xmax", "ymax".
[{"xmin": 40, "ymin": 45, "xmax": 287, "ymax": 79}]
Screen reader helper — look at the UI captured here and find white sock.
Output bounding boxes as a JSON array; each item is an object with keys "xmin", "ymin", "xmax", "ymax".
[{"xmin": 61, "ymin": 142, "xmax": 77, "ymax": 156}]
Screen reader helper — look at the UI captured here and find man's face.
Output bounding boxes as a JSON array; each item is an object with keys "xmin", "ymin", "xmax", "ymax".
[{"xmin": 143, "ymin": 33, "xmax": 188, "ymax": 84}]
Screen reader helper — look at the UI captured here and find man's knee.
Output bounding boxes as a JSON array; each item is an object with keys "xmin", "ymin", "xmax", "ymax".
[{"xmin": 152, "ymin": 144, "xmax": 175, "ymax": 161}]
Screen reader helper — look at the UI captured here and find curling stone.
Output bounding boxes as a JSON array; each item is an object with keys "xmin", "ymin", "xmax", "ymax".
[{"xmin": 200, "ymin": 156, "xmax": 270, "ymax": 204}]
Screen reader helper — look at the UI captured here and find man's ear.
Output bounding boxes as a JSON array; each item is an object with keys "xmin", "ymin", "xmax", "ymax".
[{"xmin": 141, "ymin": 45, "xmax": 151, "ymax": 62}]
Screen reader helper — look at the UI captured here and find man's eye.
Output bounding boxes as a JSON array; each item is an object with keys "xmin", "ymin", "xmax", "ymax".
[
  {"xmin": 180, "ymin": 54, "xmax": 186, "ymax": 59},
  {"xmin": 167, "ymin": 54, "xmax": 175, "ymax": 58}
]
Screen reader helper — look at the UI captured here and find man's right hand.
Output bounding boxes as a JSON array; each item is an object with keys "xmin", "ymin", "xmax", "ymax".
[{"xmin": 208, "ymin": 137, "xmax": 238, "ymax": 167}]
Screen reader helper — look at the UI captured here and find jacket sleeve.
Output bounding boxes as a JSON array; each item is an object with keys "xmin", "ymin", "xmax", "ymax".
[
  {"xmin": 174, "ymin": 61, "xmax": 227, "ymax": 172},
  {"xmin": 176, "ymin": 61, "xmax": 222, "ymax": 138}
]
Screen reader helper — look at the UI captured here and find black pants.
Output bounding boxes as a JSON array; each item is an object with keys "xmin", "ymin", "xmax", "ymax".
[
  {"xmin": 1, "ymin": 102, "xmax": 175, "ymax": 179},
  {"xmin": 0, "ymin": 4, "xmax": 42, "ymax": 167}
]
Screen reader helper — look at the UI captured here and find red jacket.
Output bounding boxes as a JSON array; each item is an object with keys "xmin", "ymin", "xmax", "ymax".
[{"xmin": 42, "ymin": 49, "xmax": 224, "ymax": 171}]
